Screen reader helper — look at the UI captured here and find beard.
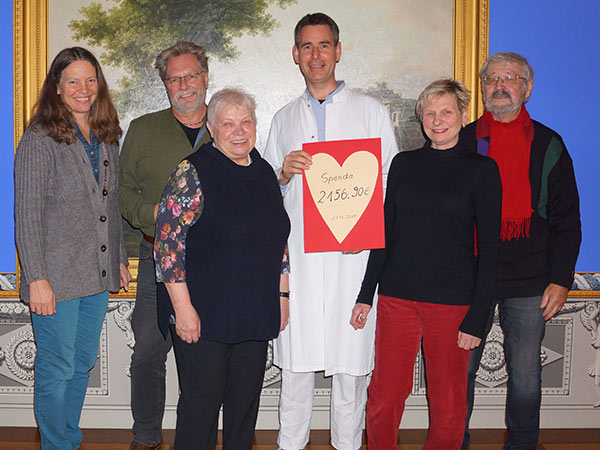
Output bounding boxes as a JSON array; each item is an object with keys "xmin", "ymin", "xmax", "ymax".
[
  {"xmin": 170, "ymin": 88, "xmax": 206, "ymax": 113},
  {"xmin": 484, "ymin": 88, "xmax": 524, "ymax": 116}
]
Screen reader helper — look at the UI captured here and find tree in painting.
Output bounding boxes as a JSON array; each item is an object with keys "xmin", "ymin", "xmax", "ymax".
[
  {"xmin": 70, "ymin": 0, "xmax": 296, "ymax": 117},
  {"xmin": 70, "ymin": 0, "xmax": 296, "ymax": 256}
]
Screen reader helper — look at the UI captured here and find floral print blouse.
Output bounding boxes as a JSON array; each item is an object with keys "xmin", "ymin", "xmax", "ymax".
[{"xmin": 154, "ymin": 158, "xmax": 290, "ymax": 283}]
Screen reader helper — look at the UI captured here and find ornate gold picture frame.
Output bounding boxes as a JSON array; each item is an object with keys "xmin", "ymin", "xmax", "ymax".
[{"xmin": 11, "ymin": 0, "xmax": 492, "ymax": 298}]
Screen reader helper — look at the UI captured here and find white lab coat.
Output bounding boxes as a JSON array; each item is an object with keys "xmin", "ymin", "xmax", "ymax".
[{"xmin": 263, "ymin": 85, "xmax": 398, "ymax": 376}]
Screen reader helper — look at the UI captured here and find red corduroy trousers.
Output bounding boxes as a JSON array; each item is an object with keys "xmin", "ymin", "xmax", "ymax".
[{"xmin": 366, "ymin": 295, "xmax": 471, "ymax": 450}]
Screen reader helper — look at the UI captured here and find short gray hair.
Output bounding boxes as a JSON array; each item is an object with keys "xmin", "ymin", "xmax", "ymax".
[
  {"xmin": 155, "ymin": 41, "xmax": 209, "ymax": 81},
  {"xmin": 480, "ymin": 52, "xmax": 534, "ymax": 84},
  {"xmin": 415, "ymin": 79, "xmax": 471, "ymax": 121},
  {"xmin": 207, "ymin": 88, "xmax": 257, "ymax": 126}
]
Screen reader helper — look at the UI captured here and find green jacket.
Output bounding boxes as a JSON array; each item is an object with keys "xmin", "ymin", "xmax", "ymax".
[{"xmin": 119, "ymin": 108, "xmax": 211, "ymax": 237}]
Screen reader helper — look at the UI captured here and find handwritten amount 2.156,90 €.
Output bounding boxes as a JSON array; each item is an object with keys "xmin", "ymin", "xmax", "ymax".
[{"xmin": 317, "ymin": 186, "xmax": 371, "ymax": 204}]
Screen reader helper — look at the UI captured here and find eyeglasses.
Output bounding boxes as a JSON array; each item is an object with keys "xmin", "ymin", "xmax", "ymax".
[
  {"xmin": 482, "ymin": 74, "xmax": 527, "ymax": 86},
  {"xmin": 165, "ymin": 71, "xmax": 205, "ymax": 87}
]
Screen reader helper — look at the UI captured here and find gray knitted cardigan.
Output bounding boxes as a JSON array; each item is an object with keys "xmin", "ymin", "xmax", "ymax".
[{"xmin": 15, "ymin": 125, "xmax": 127, "ymax": 303}]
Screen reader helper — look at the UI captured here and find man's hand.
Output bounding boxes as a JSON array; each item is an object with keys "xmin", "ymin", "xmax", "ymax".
[
  {"xmin": 350, "ymin": 303, "xmax": 372, "ymax": 330},
  {"xmin": 29, "ymin": 279, "xmax": 56, "ymax": 316},
  {"xmin": 279, "ymin": 150, "xmax": 312, "ymax": 185},
  {"xmin": 120, "ymin": 263, "xmax": 132, "ymax": 291},
  {"xmin": 342, "ymin": 250, "xmax": 363, "ymax": 255},
  {"xmin": 457, "ymin": 331, "xmax": 482, "ymax": 350},
  {"xmin": 540, "ymin": 282, "xmax": 569, "ymax": 320}
]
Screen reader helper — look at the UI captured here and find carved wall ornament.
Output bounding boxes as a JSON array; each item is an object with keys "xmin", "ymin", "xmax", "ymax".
[
  {"xmin": 4, "ymin": 329, "xmax": 36, "ymax": 383},
  {"xmin": 579, "ymin": 301, "xmax": 600, "ymax": 407},
  {"xmin": 109, "ymin": 301, "xmax": 135, "ymax": 349}
]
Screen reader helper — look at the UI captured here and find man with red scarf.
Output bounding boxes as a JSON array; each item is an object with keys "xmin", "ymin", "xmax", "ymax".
[{"xmin": 461, "ymin": 52, "xmax": 581, "ymax": 450}]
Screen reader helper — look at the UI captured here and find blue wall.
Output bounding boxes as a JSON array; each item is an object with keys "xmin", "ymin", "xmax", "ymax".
[
  {"xmin": 489, "ymin": 0, "xmax": 600, "ymax": 270},
  {"xmin": 1, "ymin": 1, "xmax": 598, "ymax": 272},
  {"xmin": 0, "ymin": 3, "xmax": 14, "ymax": 272}
]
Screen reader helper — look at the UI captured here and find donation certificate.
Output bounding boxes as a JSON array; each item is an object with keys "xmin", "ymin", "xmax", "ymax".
[{"xmin": 302, "ymin": 137, "xmax": 385, "ymax": 253}]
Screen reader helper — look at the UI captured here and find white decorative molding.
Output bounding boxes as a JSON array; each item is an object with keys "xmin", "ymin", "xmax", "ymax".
[
  {"xmin": 2, "ymin": 297, "xmax": 600, "ymax": 429},
  {"xmin": 0, "ymin": 301, "xmax": 109, "ymax": 395},
  {"xmin": 0, "ymin": 327, "xmax": 35, "ymax": 391},
  {"xmin": 263, "ymin": 341, "xmax": 281, "ymax": 388},
  {"xmin": 579, "ymin": 301, "xmax": 600, "ymax": 407},
  {"xmin": 109, "ymin": 301, "xmax": 135, "ymax": 349}
]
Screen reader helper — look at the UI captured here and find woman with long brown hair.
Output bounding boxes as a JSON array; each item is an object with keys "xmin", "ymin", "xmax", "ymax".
[{"xmin": 14, "ymin": 47, "xmax": 131, "ymax": 449}]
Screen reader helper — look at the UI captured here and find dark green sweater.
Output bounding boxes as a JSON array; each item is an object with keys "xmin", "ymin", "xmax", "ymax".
[{"xmin": 119, "ymin": 108, "xmax": 210, "ymax": 237}]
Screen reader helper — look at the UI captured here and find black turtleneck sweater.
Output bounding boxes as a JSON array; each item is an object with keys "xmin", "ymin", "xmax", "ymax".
[{"xmin": 357, "ymin": 141, "xmax": 502, "ymax": 338}]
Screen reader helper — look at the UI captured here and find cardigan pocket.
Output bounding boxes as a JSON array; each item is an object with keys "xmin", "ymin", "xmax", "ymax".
[{"xmin": 51, "ymin": 149, "xmax": 91, "ymax": 201}]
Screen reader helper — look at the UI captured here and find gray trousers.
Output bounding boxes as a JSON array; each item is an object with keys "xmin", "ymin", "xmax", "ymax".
[{"xmin": 130, "ymin": 239, "xmax": 173, "ymax": 446}]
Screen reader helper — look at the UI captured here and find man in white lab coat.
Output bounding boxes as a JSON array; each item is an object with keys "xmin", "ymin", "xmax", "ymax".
[{"xmin": 263, "ymin": 12, "xmax": 398, "ymax": 450}]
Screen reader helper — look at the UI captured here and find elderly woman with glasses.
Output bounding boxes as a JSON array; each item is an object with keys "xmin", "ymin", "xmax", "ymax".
[
  {"xmin": 350, "ymin": 79, "xmax": 502, "ymax": 449},
  {"xmin": 154, "ymin": 87, "xmax": 290, "ymax": 449}
]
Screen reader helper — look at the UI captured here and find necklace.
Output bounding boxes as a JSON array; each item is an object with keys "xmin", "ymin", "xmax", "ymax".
[{"xmin": 182, "ymin": 119, "xmax": 203, "ymax": 127}]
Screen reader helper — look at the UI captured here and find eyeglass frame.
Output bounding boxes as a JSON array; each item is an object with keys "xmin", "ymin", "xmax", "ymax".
[
  {"xmin": 165, "ymin": 71, "xmax": 206, "ymax": 87},
  {"xmin": 481, "ymin": 74, "xmax": 528, "ymax": 86}
]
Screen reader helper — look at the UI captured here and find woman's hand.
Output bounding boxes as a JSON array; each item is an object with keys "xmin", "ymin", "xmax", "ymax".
[
  {"xmin": 174, "ymin": 302, "xmax": 201, "ymax": 344},
  {"xmin": 457, "ymin": 331, "xmax": 482, "ymax": 350},
  {"xmin": 350, "ymin": 303, "xmax": 372, "ymax": 330},
  {"xmin": 280, "ymin": 296, "xmax": 289, "ymax": 331},
  {"xmin": 120, "ymin": 263, "xmax": 132, "ymax": 291},
  {"xmin": 165, "ymin": 282, "xmax": 200, "ymax": 343},
  {"xmin": 29, "ymin": 279, "xmax": 56, "ymax": 316}
]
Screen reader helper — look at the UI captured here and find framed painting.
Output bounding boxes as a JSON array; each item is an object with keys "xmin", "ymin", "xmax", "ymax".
[{"xmin": 12, "ymin": 0, "xmax": 490, "ymax": 298}]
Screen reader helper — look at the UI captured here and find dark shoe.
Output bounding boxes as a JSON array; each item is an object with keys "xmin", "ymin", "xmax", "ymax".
[{"xmin": 129, "ymin": 443, "xmax": 161, "ymax": 450}]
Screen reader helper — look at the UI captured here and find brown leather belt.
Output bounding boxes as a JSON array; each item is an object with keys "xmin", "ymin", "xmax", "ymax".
[{"xmin": 143, "ymin": 234, "xmax": 155, "ymax": 245}]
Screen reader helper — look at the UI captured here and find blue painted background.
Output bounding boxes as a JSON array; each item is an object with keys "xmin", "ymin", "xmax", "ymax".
[
  {"xmin": 489, "ymin": 0, "xmax": 599, "ymax": 270},
  {"xmin": 1, "ymin": 1, "xmax": 598, "ymax": 272},
  {"xmin": 0, "ymin": 3, "xmax": 14, "ymax": 272}
]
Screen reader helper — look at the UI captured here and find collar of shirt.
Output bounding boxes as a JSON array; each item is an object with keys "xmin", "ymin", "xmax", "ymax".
[
  {"xmin": 306, "ymin": 81, "xmax": 346, "ymax": 142},
  {"xmin": 73, "ymin": 122, "xmax": 100, "ymax": 184}
]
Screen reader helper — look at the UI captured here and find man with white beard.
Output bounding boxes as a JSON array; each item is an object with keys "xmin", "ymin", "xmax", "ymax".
[
  {"xmin": 461, "ymin": 52, "xmax": 581, "ymax": 450},
  {"xmin": 119, "ymin": 41, "xmax": 211, "ymax": 450}
]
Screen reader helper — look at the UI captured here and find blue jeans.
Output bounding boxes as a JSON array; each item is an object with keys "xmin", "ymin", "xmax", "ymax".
[
  {"xmin": 463, "ymin": 295, "xmax": 546, "ymax": 450},
  {"xmin": 130, "ymin": 239, "xmax": 172, "ymax": 446},
  {"xmin": 31, "ymin": 291, "xmax": 109, "ymax": 450}
]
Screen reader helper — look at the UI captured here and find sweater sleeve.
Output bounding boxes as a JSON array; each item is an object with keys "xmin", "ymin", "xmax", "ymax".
[
  {"xmin": 545, "ymin": 137, "xmax": 581, "ymax": 288},
  {"xmin": 154, "ymin": 160, "xmax": 203, "ymax": 283},
  {"xmin": 14, "ymin": 128, "xmax": 51, "ymax": 284},
  {"xmin": 118, "ymin": 120, "xmax": 157, "ymax": 231},
  {"xmin": 356, "ymin": 153, "xmax": 402, "ymax": 305},
  {"xmin": 459, "ymin": 158, "xmax": 502, "ymax": 338}
]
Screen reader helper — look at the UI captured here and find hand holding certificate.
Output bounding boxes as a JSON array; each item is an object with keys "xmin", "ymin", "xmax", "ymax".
[{"xmin": 302, "ymin": 138, "xmax": 385, "ymax": 253}]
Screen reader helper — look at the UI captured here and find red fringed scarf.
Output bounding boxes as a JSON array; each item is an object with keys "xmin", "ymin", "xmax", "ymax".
[{"xmin": 477, "ymin": 106, "xmax": 534, "ymax": 241}]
